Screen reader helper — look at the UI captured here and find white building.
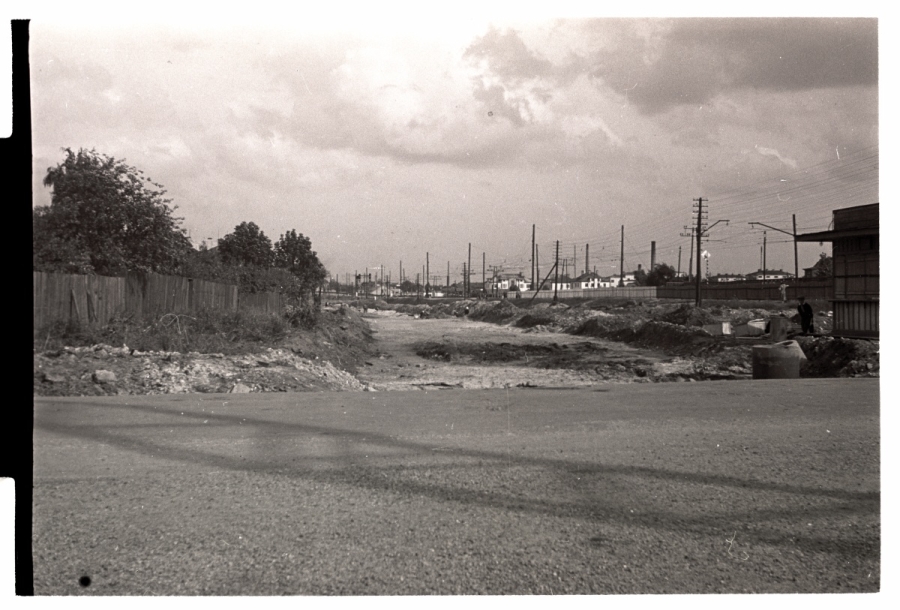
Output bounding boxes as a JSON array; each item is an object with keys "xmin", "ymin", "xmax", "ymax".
[{"xmin": 745, "ymin": 269, "xmax": 795, "ymax": 281}]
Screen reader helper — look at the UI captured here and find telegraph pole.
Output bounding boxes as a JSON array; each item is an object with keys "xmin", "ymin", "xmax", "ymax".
[
  {"xmin": 482, "ymin": 252, "xmax": 486, "ymax": 297},
  {"xmin": 619, "ymin": 225, "xmax": 625, "ymax": 287},
  {"xmin": 426, "ymin": 253, "xmax": 429, "ymax": 298},
  {"xmin": 535, "ymin": 244, "xmax": 540, "ymax": 291},
  {"xmin": 447, "ymin": 261, "xmax": 450, "ymax": 289},
  {"xmin": 694, "ymin": 197, "xmax": 705, "ymax": 306},
  {"xmin": 651, "ymin": 241, "xmax": 656, "ymax": 270},
  {"xmin": 531, "ymin": 224, "xmax": 536, "ymax": 291},
  {"xmin": 585, "ymin": 244, "xmax": 589, "ymax": 275},
  {"xmin": 573, "ymin": 244, "xmax": 577, "ymax": 280},
  {"xmin": 553, "ymin": 240, "xmax": 560, "ymax": 303},
  {"xmin": 688, "ymin": 228, "xmax": 694, "ymax": 281},
  {"xmin": 677, "ymin": 246, "xmax": 682, "ymax": 276},
  {"xmin": 762, "ymin": 231, "xmax": 767, "ymax": 281},
  {"xmin": 467, "ymin": 243, "xmax": 472, "ymax": 298},
  {"xmin": 748, "ymin": 217, "xmax": 799, "ymax": 281},
  {"xmin": 793, "ymin": 214, "xmax": 799, "ymax": 280}
]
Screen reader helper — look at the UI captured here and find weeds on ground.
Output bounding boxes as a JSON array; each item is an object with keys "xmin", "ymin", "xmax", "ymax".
[{"xmin": 35, "ymin": 308, "xmax": 297, "ymax": 355}]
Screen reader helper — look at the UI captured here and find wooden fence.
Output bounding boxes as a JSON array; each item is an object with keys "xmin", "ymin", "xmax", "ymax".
[
  {"xmin": 521, "ymin": 287, "xmax": 659, "ymax": 300},
  {"xmin": 657, "ymin": 279, "xmax": 833, "ymax": 301},
  {"xmin": 33, "ymin": 271, "xmax": 286, "ymax": 329},
  {"xmin": 238, "ymin": 291, "xmax": 285, "ymax": 314}
]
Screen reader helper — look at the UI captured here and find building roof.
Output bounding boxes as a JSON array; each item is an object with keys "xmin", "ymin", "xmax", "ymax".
[
  {"xmin": 797, "ymin": 203, "xmax": 878, "ymax": 242},
  {"xmin": 746, "ymin": 269, "xmax": 793, "ymax": 276},
  {"xmin": 574, "ymin": 272, "xmax": 602, "ymax": 282}
]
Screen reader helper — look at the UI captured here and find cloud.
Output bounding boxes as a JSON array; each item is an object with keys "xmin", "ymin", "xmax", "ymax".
[
  {"xmin": 755, "ymin": 145, "xmax": 798, "ymax": 168},
  {"xmin": 585, "ymin": 18, "xmax": 878, "ymax": 114}
]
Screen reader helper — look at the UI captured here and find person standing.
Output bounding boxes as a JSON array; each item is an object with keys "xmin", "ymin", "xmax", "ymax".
[
  {"xmin": 779, "ymin": 283, "xmax": 789, "ymax": 302},
  {"xmin": 797, "ymin": 296, "xmax": 814, "ymax": 334}
]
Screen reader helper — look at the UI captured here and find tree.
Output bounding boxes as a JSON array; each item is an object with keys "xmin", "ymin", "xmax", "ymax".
[
  {"xmin": 811, "ymin": 253, "xmax": 833, "ymax": 278},
  {"xmin": 217, "ymin": 222, "xmax": 274, "ymax": 267},
  {"xmin": 644, "ymin": 263, "xmax": 677, "ymax": 286},
  {"xmin": 273, "ymin": 229, "xmax": 327, "ymax": 290},
  {"xmin": 33, "ymin": 148, "xmax": 192, "ymax": 275}
]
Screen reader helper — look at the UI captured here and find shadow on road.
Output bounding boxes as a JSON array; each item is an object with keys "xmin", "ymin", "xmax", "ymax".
[{"xmin": 35, "ymin": 398, "xmax": 880, "ymax": 561}]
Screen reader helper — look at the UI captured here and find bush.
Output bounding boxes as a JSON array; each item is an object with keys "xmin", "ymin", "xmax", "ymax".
[{"xmin": 35, "ymin": 308, "xmax": 292, "ymax": 355}]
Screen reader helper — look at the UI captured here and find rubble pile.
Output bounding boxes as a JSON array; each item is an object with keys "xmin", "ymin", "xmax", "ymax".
[{"xmin": 34, "ymin": 344, "xmax": 369, "ymax": 397}]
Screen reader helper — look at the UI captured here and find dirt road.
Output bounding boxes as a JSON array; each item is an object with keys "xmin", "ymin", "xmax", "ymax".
[
  {"xmin": 33, "ymin": 379, "xmax": 879, "ymax": 595},
  {"xmin": 355, "ymin": 310, "xmax": 699, "ymax": 390}
]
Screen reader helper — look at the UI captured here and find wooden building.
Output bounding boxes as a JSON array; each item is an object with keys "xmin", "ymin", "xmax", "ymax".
[{"xmin": 796, "ymin": 203, "xmax": 878, "ymax": 338}]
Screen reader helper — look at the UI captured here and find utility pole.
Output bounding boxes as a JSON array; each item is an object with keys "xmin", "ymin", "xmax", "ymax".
[
  {"xmin": 619, "ymin": 225, "xmax": 625, "ymax": 287},
  {"xmin": 573, "ymin": 244, "xmax": 577, "ymax": 280},
  {"xmin": 462, "ymin": 263, "xmax": 467, "ymax": 297},
  {"xmin": 748, "ymin": 216, "xmax": 799, "ymax": 282},
  {"xmin": 553, "ymin": 240, "xmax": 560, "ymax": 303},
  {"xmin": 416, "ymin": 273, "xmax": 420, "ymax": 300},
  {"xmin": 535, "ymin": 244, "xmax": 540, "ymax": 291},
  {"xmin": 365, "ymin": 266, "xmax": 369, "ymax": 299},
  {"xmin": 651, "ymin": 241, "xmax": 656, "ymax": 270},
  {"xmin": 677, "ymin": 246, "xmax": 682, "ymax": 276},
  {"xmin": 762, "ymin": 231, "xmax": 767, "ymax": 282},
  {"xmin": 793, "ymin": 214, "xmax": 799, "ymax": 281},
  {"xmin": 447, "ymin": 261, "xmax": 450, "ymax": 289},
  {"xmin": 531, "ymin": 224, "xmax": 536, "ymax": 292},
  {"xmin": 688, "ymin": 227, "xmax": 694, "ymax": 281},
  {"xmin": 694, "ymin": 197, "xmax": 705, "ymax": 306},
  {"xmin": 585, "ymin": 244, "xmax": 589, "ymax": 276},
  {"xmin": 467, "ymin": 243, "xmax": 472, "ymax": 298},
  {"xmin": 426, "ymin": 253, "xmax": 429, "ymax": 298},
  {"xmin": 422, "ymin": 265, "xmax": 426, "ymax": 297},
  {"xmin": 482, "ymin": 252, "xmax": 486, "ymax": 297}
]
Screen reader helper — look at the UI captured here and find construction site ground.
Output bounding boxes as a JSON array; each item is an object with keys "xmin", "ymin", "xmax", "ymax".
[{"xmin": 34, "ymin": 297, "xmax": 879, "ymax": 397}]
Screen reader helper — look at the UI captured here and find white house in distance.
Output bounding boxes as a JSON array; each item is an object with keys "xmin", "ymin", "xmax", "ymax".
[
  {"xmin": 574, "ymin": 271, "xmax": 605, "ymax": 288},
  {"xmin": 745, "ymin": 269, "xmax": 795, "ymax": 281},
  {"xmin": 491, "ymin": 272, "xmax": 530, "ymax": 291},
  {"xmin": 574, "ymin": 272, "xmax": 617, "ymax": 288},
  {"xmin": 709, "ymin": 273, "xmax": 746, "ymax": 283}
]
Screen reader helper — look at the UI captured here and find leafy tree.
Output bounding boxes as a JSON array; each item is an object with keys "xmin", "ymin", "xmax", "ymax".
[
  {"xmin": 644, "ymin": 263, "xmax": 677, "ymax": 286},
  {"xmin": 217, "ymin": 222, "xmax": 274, "ymax": 267},
  {"xmin": 33, "ymin": 148, "xmax": 192, "ymax": 274},
  {"xmin": 811, "ymin": 253, "xmax": 833, "ymax": 278},
  {"xmin": 273, "ymin": 229, "xmax": 327, "ymax": 291}
]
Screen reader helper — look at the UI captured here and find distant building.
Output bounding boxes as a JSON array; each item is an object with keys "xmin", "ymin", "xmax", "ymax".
[
  {"xmin": 491, "ymin": 272, "xmax": 530, "ymax": 291},
  {"xmin": 745, "ymin": 269, "xmax": 794, "ymax": 281},
  {"xmin": 573, "ymin": 271, "xmax": 616, "ymax": 289},
  {"xmin": 709, "ymin": 273, "xmax": 746, "ymax": 283},
  {"xmin": 797, "ymin": 203, "xmax": 878, "ymax": 338}
]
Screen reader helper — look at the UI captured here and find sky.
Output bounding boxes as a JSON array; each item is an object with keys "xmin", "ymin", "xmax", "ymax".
[{"xmin": 27, "ymin": 8, "xmax": 881, "ymax": 284}]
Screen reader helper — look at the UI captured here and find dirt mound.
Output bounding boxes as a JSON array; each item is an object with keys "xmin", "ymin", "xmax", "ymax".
[
  {"xmin": 655, "ymin": 304, "xmax": 718, "ymax": 327},
  {"xmin": 569, "ymin": 316, "xmax": 634, "ymax": 338},
  {"xmin": 798, "ymin": 336, "xmax": 880, "ymax": 378},
  {"xmin": 515, "ymin": 313, "xmax": 556, "ymax": 328},
  {"xmin": 626, "ymin": 321, "xmax": 718, "ymax": 352},
  {"xmin": 469, "ymin": 300, "xmax": 522, "ymax": 324}
]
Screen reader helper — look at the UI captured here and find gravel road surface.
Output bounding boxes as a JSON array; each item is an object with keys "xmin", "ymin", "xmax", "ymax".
[
  {"xmin": 355, "ymin": 310, "xmax": 688, "ymax": 389},
  {"xmin": 33, "ymin": 378, "xmax": 879, "ymax": 595}
]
